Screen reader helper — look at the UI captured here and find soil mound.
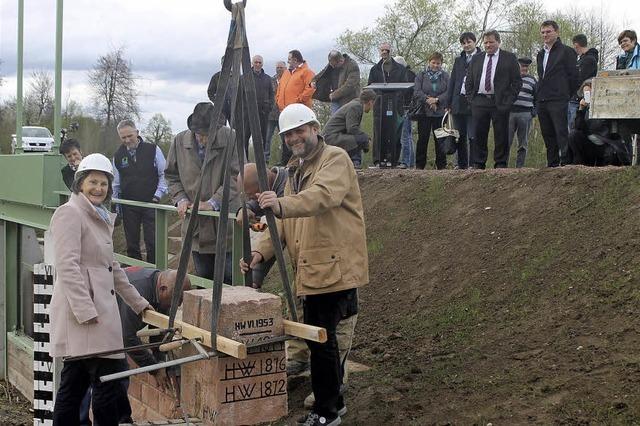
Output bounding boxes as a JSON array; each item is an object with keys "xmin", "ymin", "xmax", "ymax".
[{"xmin": 342, "ymin": 166, "xmax": 640, "ymax": 425}]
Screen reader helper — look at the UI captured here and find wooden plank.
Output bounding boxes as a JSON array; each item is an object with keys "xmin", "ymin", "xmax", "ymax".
[
  {"xmin": 283, "ymin": 320, "xmax": 327, "ymax": 343},
  {"xmin": 142, "ymin": 310, "xmax": 247, "ymax": 359},
  {"xmin": 7, "ymin": 333, "xmax": 33, "ymax": 402}
]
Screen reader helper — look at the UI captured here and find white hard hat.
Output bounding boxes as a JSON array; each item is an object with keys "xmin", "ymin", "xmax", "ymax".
[
  {"xmin": 75, "ymin": 153, "xmax": 114, "ymax": 178},
  {"xmin": 279, "ymin": 103, "xmax": 320, "ymax": 135}
]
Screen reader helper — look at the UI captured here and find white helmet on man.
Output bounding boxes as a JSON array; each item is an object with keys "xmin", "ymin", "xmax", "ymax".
[
  {"xmin": 278, "ymin": 103, "xmax": 320, "ymax": 135},
  {"xmin": 75, "ymin": 153, "xmax": 114, "ymax": 178}
]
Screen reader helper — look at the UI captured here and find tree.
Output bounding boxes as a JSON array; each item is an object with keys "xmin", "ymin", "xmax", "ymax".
[
  {"xmin": 502, "ymin": 0, "xmax": 547, "ymax": 58},
  {"xmin": 88, "ymin": 47, "xmax": 139, "ymax": 125},
  {"xmin": 143, "ymin": 113, "xmax": 173, "ymax": 149},
  {"xmin": 337, "ymin": 0, "xmax": 461, "ymax": 69},
  {"xmin": 26, "ymin": 70, "xmax": 53, "ymax": 125}
]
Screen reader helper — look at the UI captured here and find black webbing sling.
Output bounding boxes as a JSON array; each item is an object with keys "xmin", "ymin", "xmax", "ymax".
[{"xmin": 165, "ymin": 0, "xmax": 297, "ymax": 353}]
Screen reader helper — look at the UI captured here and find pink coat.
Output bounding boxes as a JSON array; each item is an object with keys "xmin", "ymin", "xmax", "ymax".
[{"xmin": 49, "ymin": 193, "xmax": 149, "ymax": 358}]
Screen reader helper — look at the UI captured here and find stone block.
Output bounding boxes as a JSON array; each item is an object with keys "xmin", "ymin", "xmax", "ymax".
[
  {"xmin": 141, "ymin": 382, "xmax": 160, "ymax": 412},
  {"xmin": 128, "ymin": 375, "xmax": 142, "ymax": 401},
  {"xmin": 181, "ymin": 286, "xmax": 287, "ymax": 425}
]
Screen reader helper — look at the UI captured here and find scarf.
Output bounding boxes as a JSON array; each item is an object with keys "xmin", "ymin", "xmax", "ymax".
[
  {"xmin": 94, "ymin": 204, "xmax": 111, "ymax": 224},
  {"xmin": 426, "ymin": 68, "xmax": 443, "ymax": 93}
]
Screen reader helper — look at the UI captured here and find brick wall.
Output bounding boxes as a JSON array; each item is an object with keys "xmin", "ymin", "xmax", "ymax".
[{"xmin": 127, "ymin": 357, "xmax": 181, "ymax": 422}]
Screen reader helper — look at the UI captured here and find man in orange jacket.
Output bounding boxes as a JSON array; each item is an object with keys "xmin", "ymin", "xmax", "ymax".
[{"xmin": 275, "ymin": 49, "xmax": 315, "ymax": 164}]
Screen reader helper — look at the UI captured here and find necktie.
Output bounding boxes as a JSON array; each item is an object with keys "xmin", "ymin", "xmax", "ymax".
[{"xmin": 484, "ymin": 54, "xmax": 494, "ymax": 93}]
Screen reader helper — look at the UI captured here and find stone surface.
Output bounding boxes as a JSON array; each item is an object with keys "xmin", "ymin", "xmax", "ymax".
[{"xmin": 181, "ymin": 286, "xmax": 287, "ymax": 425}]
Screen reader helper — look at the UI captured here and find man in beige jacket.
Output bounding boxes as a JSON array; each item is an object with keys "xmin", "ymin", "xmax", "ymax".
[
  {"xmin": 165, "ymin": 102, "xmax": 241, "ymax": 282},
  {"xmin": 241, "ymin": 104, "xmax": 368, "ymax": 426}
]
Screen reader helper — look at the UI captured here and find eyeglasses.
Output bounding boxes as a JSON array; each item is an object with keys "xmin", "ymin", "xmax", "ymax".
[{"xmin": 380, "ymin": 49, "xmax": 390, "ymax": 53}]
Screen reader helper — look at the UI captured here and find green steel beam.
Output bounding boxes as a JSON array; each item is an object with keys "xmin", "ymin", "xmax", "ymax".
[
  {"xmin": 53, "ymin": 0, "xmax": 63, "ymax": 148},
  {"xmin": 15, "ymin": 0, "xmax": 24, "ymax": 154},
  {"xmin": 4, "ymin": 222, "xmax": 19, "ymax": 334},
  {"xmin": 0, "ymin": 201, "xmax": 55, "ymax": 230},
  {"xmin": 155, "ymin": 209, "xmax": 168, "ymax": 270}
]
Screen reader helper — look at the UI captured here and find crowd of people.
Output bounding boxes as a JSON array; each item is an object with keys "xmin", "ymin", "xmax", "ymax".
[
  {"xmin": 195, "ymin": 22, "xmax": 640, "ymax": 170},
  {"xmin": 49, "ymin": 19, "xmax": 640, "ymax": 426}
]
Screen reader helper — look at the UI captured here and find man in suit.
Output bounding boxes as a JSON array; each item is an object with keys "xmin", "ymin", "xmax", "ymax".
[
  {"xmin": 367, "ymin": 42, "xmax": 407, "ymax": 167},
  {"xmin": 465, "ymin": 30, "xmax": 522, "ymax": 169},
  {"xmin": 536, "ymin": 20, "xmax": 578, "ymax": 166},
  {"xmin": 446, "ymin": 32, "xmax": 481, "ymax": 169}
]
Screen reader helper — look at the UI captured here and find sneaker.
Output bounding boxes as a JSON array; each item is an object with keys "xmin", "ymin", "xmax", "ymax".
[
  {"xmin": 296, "ymin": 412, "xmax": 341, "ymax": 426},
  {"xmin": 287, "ymin": 360, "xmax": 310, "ymax": 376},
  {"xmin": 397, "ymin": 163, "xmax": 408, "ymax": 169}
]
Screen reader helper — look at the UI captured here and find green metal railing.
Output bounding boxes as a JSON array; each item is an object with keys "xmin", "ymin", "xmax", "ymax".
[{"xmin": 98, "ymin": 197, "xmax": 244, "ymax": 288}]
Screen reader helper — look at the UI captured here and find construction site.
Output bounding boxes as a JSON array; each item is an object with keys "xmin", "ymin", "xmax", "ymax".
[{"xmin": 3, "ymin": 0, "xmax": 640, "ymax": 425}]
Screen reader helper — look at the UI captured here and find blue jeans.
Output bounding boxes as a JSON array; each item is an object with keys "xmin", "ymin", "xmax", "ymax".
[
  {"xmin": 508, "ymin": 111, "xmax": 534, "ymax": 168},
  {"xmin": 399, "ymin": 116, "xmax": 415, "ymax": 167},
  {"xmin": 568, "ymin": 101, "xmax": 579, "ymax": 132}
]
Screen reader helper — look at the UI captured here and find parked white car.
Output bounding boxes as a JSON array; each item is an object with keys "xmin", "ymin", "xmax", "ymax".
[{"xmin": 11, "ymin": 126, "xmax": 55, "ymax": 153}]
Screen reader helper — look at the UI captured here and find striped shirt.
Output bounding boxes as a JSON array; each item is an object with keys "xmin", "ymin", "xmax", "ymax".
[{"xmin": 512, "ymin": 74, "xmax": 537, "ymax": 111}]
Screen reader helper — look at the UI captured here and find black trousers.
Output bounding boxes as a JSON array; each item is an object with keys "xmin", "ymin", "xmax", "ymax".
[
  {"xmin": 416, "ymin": 116, "xmax": 446, "ymax": 169},
  {"xmin": 242, "ymin": 111, "xmax": 269, "ymax": 159},
  {"xmin": 538, "ymin": 100, "xmax": 569, "ymax": 167},
  {"xmin": 122, "ymin": 205, "xmax": 156, "ymax": 263},
  {"xmin": 54, "ymin": 358, "xmax": 129, "ymax": 426},
  {"xmin": 304, "ymin": 289, "xmax": 358, "ymax": 418},
  {"xmin": 192, "ymin": 251, "xmax": 234, "ymax": 284},
  {"xmin": 452, "ymin": 113, "xmax": 472, "ymax": 169},
  {"xmin": 471, "ymin": 97, "xmax": 509, "ymax": 169}
]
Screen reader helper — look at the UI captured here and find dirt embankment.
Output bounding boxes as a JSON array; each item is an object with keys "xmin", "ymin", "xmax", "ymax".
[{"xmin": 340, "ymin": 166, "xmax": 640, "ymax": 425}]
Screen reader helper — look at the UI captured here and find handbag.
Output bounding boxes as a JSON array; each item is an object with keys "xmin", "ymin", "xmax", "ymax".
[{"xmin": 434, "ymin": 111, "xmax": 459, "ymax": 155}]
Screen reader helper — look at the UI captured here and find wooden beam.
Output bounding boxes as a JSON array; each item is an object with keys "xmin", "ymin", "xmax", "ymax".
[
  {"xmin": 142, "ymin": 310, "xmax": 247, "ymax": 360},
  {"xmin": 283, "ymin": 320, "xmax": 327, "ymax": 343}
]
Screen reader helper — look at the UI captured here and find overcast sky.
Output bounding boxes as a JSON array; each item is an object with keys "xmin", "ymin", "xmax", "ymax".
[{"xmin": 0, "ymin": 0, "xmax": 636, "ymax": 133}]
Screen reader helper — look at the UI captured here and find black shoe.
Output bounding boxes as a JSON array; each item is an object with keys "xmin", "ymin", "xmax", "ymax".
[{"xmin": 296, "ymin": 412, "xmax": 341, "ymax": 426}]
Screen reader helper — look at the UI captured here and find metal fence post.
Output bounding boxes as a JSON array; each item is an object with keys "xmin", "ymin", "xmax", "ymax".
[
  {"xmin": 155, "ymin": 209, "xmax": 168, "ymax": 270},
  {"xmin": 232, "ymin": 219, "xmax": 243, "ymax": 285}
]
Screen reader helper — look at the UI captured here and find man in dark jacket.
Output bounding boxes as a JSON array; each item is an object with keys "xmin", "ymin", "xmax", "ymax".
[
  {"xmin": 446, "ymin": 32, "xmax": 481, "ymax": 169},
  {"xmin": 536, "ymin": 20, "xmax": 579, "ymax": 166},
  {"xmin": 113, "ymin": 119, "xmax": 168, "ymax": 263},
  {"xmin": 394, "ymin": 56, "xmax": 416, "ymax": 168},
  {"xmin": 118, "ymin": 267, "xmax": 191, "ymax": 376},
  {"xmin": 568, "ymin": 34, "xmax": 598, "ymax": 130},
  {"xmin": 59, "ymin": 138, "xmax": 83, "ymax": 190},
  {"xmin": 322, "ymin": 89, "xmax": 376, "ymax": 168},
  {"xmin": 312, "ymin": 51, "xmax": 361, "ymax": 114},
  {"xmin": 241, "ymin": 55, "xmax": 274, "ymax": 159},
  {"xmin": 465, "ymin": 30, "xmax": 522, "ymax": 169},
  {"xmin": 367, "ymin": 42, "xmax": 408, "ymax": 167}
]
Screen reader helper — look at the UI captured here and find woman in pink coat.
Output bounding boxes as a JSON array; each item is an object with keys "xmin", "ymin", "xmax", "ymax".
[{"xmin": 49, "ymin": 153, "xmax": 151, "ymax": 426}]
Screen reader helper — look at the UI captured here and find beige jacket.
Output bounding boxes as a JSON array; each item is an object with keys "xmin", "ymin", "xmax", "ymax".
[
  {"xmin": 165, "ymin": 127, "xmax": 240, "ymax": 253},
  {"xmin": 255, "ymin": 139, "xmax": 369, "ymax": 296},
  {"xmin": 49, "ymin": 193, "xmax": 149, "ymax": 358}
]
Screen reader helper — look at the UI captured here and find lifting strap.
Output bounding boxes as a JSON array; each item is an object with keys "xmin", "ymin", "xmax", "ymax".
[{"xmin": 165, "ymin": 1, "xmax": 297, "ymax": 352}]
